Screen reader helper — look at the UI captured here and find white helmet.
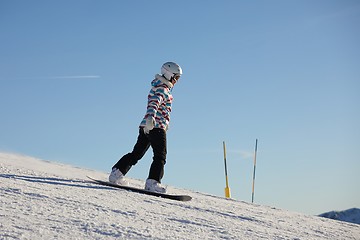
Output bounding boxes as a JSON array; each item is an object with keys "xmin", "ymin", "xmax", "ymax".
[{"xmin": 161, "ymin": 62, "xmax": 182, "ymax": 81}]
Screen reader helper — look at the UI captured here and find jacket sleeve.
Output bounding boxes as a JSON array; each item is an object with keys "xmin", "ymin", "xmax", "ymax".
[{"xmin": 145, "ymin": 87, "xmax": 165, "ymax": 118}]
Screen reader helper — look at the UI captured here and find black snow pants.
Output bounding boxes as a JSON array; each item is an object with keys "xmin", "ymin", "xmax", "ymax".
[{"xmin": 112, "ymin": 127, "xmax": 167, "ymax": 183}]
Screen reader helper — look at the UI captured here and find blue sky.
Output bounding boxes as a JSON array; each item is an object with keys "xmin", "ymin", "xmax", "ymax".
[{"xmin": 1, "ymin": 0, "xmax": 359, "ymax": 215}]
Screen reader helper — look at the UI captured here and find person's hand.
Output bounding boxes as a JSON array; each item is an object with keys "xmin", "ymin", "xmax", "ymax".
[{"xmin": 144, "ymin": 116, "xmax": 155, "ymax": 134}]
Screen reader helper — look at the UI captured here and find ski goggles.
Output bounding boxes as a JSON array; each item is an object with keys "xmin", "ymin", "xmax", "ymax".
[{"xmin": 172, "ymin": 73, "xmax": 181, "ymax": 81}]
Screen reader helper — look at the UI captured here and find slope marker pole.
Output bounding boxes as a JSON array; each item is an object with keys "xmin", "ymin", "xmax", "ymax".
[
  {"xmin": 223, "ymin": 141, "xmax": 231, "ymax": 198},
  {"xmin": 251, "ymin": 139, "xmax": 258, "ymax": 203}
]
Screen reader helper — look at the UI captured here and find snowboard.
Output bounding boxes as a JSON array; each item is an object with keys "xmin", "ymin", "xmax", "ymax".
[{"xmin": 87, "ymin": 176, "xmax": 192, "ymax": 202}]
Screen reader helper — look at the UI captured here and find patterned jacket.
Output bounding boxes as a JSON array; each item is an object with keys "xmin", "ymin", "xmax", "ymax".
[{"xmin": 140, "ymin": 74, "xmax": 174, "ymax": 130}]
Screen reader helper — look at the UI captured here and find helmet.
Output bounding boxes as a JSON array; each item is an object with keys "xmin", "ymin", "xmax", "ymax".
[{"xmin": 161, "ymin": 62, "xmax": 183, "ymax": 81}]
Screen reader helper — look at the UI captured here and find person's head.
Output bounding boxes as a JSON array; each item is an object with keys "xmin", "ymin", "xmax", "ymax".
[{"xmin": 161, "ymin": 62, "xmax": 182, "ymax": 85}]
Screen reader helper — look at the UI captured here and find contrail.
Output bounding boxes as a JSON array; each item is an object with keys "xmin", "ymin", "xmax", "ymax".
[{"xmin": 49, "ymin": 75, "xmax": 101, "ymax": 79}]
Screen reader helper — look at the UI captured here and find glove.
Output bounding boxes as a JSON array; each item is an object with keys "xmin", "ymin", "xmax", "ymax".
[{"xmin": 144, "ymin": 116, "xmax": 155, "ymax": 134}]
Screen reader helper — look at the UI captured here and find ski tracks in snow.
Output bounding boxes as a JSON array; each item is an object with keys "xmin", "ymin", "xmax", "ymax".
[{"xmin": 1, "ymin": 153, "xmax": 359, "ymax": 240}]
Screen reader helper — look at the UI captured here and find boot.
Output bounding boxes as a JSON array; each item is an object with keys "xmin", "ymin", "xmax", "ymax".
[
  {"xmin": 109, "ymin": 168, "xmax": 129, "ymax": 186},
  {"xmin": 145, "ymin": 179, "xmax": 166, "ymax": 193}
]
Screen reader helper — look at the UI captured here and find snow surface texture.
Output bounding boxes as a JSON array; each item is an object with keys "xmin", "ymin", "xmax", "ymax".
[
  {"xmin": 319, "ymin": 208, "xmax": 360, "ymax": 225},
  {"xmin": 1, "ymin": 152, "xmax": 359, "ymax": 240}
]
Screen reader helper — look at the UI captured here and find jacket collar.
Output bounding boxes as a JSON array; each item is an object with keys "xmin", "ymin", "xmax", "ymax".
[{"xmin": 155, "ymin": 74, "xmax": 173, "ymax": 89}]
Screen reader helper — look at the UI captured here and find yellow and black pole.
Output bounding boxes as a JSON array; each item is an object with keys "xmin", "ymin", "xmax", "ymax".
[{"xmin": 223, "ymin": 141, "xmax": 231, "ymax": 198}]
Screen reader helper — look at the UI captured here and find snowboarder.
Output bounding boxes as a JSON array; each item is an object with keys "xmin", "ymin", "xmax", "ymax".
[{"xmin": 109, "ymin": 62, "xmax": 183, "ymax": 193}]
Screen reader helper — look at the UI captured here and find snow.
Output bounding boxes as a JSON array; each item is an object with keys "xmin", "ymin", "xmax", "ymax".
[{"xmin": 1, "ymin": 152, "xmax": 359, "ymax": 240}]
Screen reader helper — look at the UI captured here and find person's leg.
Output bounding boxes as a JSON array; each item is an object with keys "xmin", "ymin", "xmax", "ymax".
[
  {"xmin": 112, "ymin": 128, "xmax": 150, "ymax": 175},
  {"xmin": 147, "ymin": 128, "xmax": 167, "ymax": 182}
]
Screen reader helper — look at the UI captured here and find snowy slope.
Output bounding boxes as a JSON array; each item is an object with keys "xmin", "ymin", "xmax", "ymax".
[
  {"xmin": 319, "ymin": 208, "xmax": 360, "ymax": 225},
  {"xmin": 1, "ymin": 152, "xmax": 359, "ymax": 240}
]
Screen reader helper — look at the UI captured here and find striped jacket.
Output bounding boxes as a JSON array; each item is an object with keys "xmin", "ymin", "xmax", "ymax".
[{"xmin": 140, "ymin": 74, "xmax": 174, "ymax": 130}]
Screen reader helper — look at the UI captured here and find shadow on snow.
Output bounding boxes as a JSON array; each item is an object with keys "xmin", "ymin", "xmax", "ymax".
[{"xmin": 0, "ymin": 174, "xmax": 112, "ymax": 190}]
